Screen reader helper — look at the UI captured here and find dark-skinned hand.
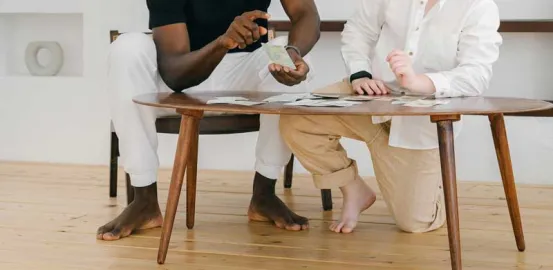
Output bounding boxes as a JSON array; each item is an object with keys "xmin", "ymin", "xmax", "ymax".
[
  {"xmin": 269, "ymin": 48, "xmax": 310, "ymax": 86},
  {"xmin": 218, "ymin": 10, "xmax": 270, "ymax": 50}
]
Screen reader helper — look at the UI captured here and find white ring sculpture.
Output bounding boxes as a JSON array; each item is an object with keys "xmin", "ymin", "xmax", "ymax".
[{"xmin": 25, "ymin": 41, "xmax": 64, "ymax": 76}]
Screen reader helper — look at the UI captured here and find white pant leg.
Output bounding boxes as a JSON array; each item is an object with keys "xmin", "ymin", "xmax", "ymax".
[
  {"xmin": 213, "ymin": 36, "xmax": 314, "ymax": 179},
  {"xmin": 107, "ymin": 32, "xmax": 174, "ymax": 187}
]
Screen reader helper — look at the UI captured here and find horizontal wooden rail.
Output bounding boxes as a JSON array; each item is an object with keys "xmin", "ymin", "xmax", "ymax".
[{"xmin": 269, "ymin": 20, "xmax": 553, "ymax": 33}]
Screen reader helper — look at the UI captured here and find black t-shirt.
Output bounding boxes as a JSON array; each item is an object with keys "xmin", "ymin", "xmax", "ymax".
[{"xmin": 147, "ymin": 0, "xmax": 272, "ymax": 53}]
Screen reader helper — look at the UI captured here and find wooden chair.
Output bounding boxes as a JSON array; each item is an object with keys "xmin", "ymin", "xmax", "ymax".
[{"xmin": 107, "ymin": 30, "xmax": 333, "ymax": 211}]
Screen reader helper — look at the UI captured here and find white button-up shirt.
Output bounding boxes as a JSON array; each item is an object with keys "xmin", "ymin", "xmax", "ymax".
[{"xmin": 341, "ymin": 0, "xmax": 503, "ymax": 149}]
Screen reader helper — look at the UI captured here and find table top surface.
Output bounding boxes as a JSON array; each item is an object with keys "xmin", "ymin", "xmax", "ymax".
[{"xmin": 133, "ymin": 92, "xmax": 553, "ymax": 116}]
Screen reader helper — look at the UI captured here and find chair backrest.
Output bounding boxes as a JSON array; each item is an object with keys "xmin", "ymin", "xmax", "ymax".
[
  {"xmin": 110, "ymin": 28, "xmax": 276, "ymax": 43},
  {"xmin": 110, "ymin": 30, "xmax": 152, "ymax": 43}
]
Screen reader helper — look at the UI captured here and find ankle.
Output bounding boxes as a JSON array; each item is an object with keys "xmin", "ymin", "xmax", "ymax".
[
  {"xmin": 252, "ymin": 172, "xmax": 277, "ymax": 197},
  {"xmin": 132, "ymin": 183, "xmax": 159, "ymax": 203},
  {"xmin": 340, "ymin": 176, "xmax": 365, "ymax": 195}
]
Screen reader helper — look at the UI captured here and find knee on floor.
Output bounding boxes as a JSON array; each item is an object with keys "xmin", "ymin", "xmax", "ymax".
[{"xmin": 394, "ymin": 206, "xmax": 446, "ymax": 233}]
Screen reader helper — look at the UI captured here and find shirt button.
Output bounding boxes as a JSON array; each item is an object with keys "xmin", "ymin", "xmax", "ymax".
[
  {"xmin": 416, "ymin": 27, "xmax": 420, "ymax": 31},
  {"xmin": 420, "ymin": 1, "xmax": 424, "ymax": 4},
  {"xmin": 409, "ymin": 52, "xmax": 414, "ymax": 56}
]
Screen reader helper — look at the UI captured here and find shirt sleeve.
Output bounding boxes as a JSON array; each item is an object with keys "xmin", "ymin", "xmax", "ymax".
[
  {"xmin": 146, "ymin": 0, "xmax": 187, "ymax": 29},
  {"xmin": 340, "ymin": 0, "xmax": 388, "ymax": 76},
  {"xmin": 426, "ymin": 0, "xmax": 503, "ymax": 98}
]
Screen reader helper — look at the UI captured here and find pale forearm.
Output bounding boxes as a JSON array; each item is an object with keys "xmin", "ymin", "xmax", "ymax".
[{"xmin": 406, "ymin": 74, "xmax": 437, "ymax": 95}]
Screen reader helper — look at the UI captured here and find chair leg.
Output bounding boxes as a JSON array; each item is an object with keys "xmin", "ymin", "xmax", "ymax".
[
  {"xmin": 489, "ymin": 114, "xmax": 525, "ymax": 251},
  {"xmin": 125, "ymin": 173, "xmax": 134, "ymax": 205},
  {"xmin": 321, "ymin": 189, "xmax": 333, "ymax": 211},
  {"xmin": 109, "ymin": 132, "xmax": 119, "ymax": 198},
  {"xmin": 435, "ymin": 117, "xmax": 462, "ymax": 270},
  {"xmin": 284, "ymin": 155, "xmax": 294, "ymax": 188},
  {"xmin": 186, "ymin": 127, "xmax": 199, "ymax": 229},
  {"xmin": 158, "ymin": 114, "xmax": 198, "ymax": 265}
]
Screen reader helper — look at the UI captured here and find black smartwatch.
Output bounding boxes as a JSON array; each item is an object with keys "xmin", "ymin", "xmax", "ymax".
[{"xmin": 349, "ymin": 71, "xmax": 373, "ymax": 83}]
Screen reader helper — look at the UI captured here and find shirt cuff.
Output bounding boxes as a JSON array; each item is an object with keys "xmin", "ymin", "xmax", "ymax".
[
  {"xmin": 425, "ymin": 73, "xmax": 453, "ymax": 98},
  {"xmin": 347, "ymin": 60, "xmax": 371, "ymax": 76}
]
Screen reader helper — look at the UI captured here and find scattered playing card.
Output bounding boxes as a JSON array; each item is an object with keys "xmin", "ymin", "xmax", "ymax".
[
  {"xmin": 342, "ymin": 95, "xmax": 381, "ymax": 101},
  {"xmin": 373, "ymin": 96, "xmax": 395, "ymax": 102},
  {"xmin": 206, "ymin": 97, "xmax": 265, "ymax": 106},
  {"xmin": 390, "ymin": 96, "xmax": 423, "ymax": 105},
  {"xmin": 319, "ymin": 100, "xmax": 362, "ymax": 107},
  {"xmin": 262, "ymin": 44, "xmax": 296, "ymax": 69},
  {"xmin": 263, "ymin": 93, "xmax": 316, "ymax": 103},
  {"xmin": 403, "ymin": 99, "xmax": 450, "ymax": 107},
  {"xmin": 210, "ymin": 96, "xmax": 249, "ymax": 102},
  {"xmin": 283, "ymin": 99, "xmax": 322, "ymax": 106},
  {"xmin": 284, "ymin": 99, "xmax": 361, "ymax": 107},
  {"xmin": 312, "ymin": 93, "xmax": 341, "ymax": 99}
]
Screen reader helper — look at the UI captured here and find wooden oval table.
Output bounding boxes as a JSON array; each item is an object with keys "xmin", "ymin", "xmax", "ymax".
[{"xmin": 133, "ymin": 91, "xmax": 553, "ymax": 270}]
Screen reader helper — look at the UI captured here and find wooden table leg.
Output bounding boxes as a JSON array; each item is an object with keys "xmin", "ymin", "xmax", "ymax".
[
  {"xmin": 432, "ymin": 115, "xmax": 462, "ymax": 270},
  {"xmin": 186, "ymin": 122, "xmax": 200, "ymax": 230},
  {"xmin": 157, "ymin": 110, "xmax": 203, "ymax": 265},
  {"xmin": 489, "ymin": 113, "xmax": 526, "ymax": 251}
]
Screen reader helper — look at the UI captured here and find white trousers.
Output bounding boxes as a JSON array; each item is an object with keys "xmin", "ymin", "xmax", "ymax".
[{"xmin": 107, "ymin": 33, "xmax": 312, "ymax": 187}]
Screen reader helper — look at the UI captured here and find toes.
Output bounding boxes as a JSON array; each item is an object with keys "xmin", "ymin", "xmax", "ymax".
[
  {"xmin": 341, "ymin": 222, "xmax": 357, "ymax": 234},
  {"xmin": 96, "ymin": 223, "xmax": 114, "ymax": 240},
  {"xmin": 291, "ymin": 213, "xmax": 309, "ymax": 230},
  {"xmin": 274, "ymin": 217, "xmax": 302, "ymax": 231},
  {"xmin": 331, "ymin": 222, "xmax": 345, "ymax": 233},
  {"xmin": 284, "ymin": 223, "xmax": 302, "ymax": 231},
  {"xmin": 101, "ymin": 228, "xmax": 122, "ymax": 241},
  {"xmin": 329, "ymin": 223, "xmax": 337, "ymax": 231}
]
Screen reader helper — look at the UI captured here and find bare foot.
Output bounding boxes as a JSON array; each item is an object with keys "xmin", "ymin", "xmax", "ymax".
[
  {"xmin": 247, "ymin": 173, "xmax": 309, "ymax": 231},
  {"xmin": 97, "ymin": 183, "xmax": 163, "ymax": 241},
  {"xmin": 330, "ymin": 176, "xmax": 376, "ymax": 234}
]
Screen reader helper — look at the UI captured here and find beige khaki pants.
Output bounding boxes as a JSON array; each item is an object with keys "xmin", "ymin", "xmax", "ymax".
[{"xmin": 280, "ymin": 81, "xmax": 446, "ymax": 233}]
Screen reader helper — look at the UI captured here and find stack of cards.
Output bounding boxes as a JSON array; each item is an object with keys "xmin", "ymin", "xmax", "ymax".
[
  {"xmin": 262, "ymin": 44, "xmax": 296, "ymax": 69},
  {"xmin": 206, "ymin": 97, "xmax": 265, "ymax": 106}
]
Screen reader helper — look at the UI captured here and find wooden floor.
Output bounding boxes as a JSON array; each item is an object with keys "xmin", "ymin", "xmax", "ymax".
[{"xmin": 1, "ymin": 162, "xmax": 553, "ymax": 270}]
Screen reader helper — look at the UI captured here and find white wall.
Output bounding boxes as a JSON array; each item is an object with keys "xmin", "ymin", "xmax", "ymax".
[{"xmin": 1, "ymin": 0, "xmax": 553, "ymax": 184}]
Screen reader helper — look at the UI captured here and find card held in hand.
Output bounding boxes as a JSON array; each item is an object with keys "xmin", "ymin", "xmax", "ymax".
[{"xmin": 262, "ymin": 44, "xmax": 296, "ymax": 69}]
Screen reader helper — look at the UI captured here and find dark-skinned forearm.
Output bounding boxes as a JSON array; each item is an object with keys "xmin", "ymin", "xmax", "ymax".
[
  {"xmin": 157, "ymin": 39, "xmax": 228, "ymax": 92},
  {"xmin": 287, "ymin": 11, "xmax": 320, "ymax": 56}
]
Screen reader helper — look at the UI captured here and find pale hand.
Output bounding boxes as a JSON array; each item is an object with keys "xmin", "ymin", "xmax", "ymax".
[
  {"xmin": 386, "ymin": 49, "xmax": 417, "ymax": 89},
  {"xmin": 351, "ymin": 77, "xmax": 390, "ymax": 95}
]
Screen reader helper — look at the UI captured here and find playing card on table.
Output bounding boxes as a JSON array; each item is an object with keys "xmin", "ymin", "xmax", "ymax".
[
  {"xmin": 206, "ymin": 97, "xmax": 265, "ymax": 106},
  {"xmin": 284, "ymin": 99, "xmax": 361, "ymax": 107},
  {"xmin": 284, "ymin": 99, "xmax": 322, "ymax": 106},
  {"xmin": 391, "ymin": 96, "xmax": 423, "ymax": 105},
  {"xmin": 312, "ymin": 93, "xmax": 341, "ymax": 99},
  {"xmin": 262, "ymin": 44, "xmax": 296, "ymax": 69},
  {"xmin": 341, "ymin": 95, "xmax": 380, "ymax": 101},
  {"xmin": 263, "ymin": 93, "xmax": 315, "ymax": 103},
  {"xmin": 206, "ymin": 100, "xmax": 266, "ymax": 106},
  {"xmin": 209, "ymin": 96, "xmax": 248, "ymax": 102},
  {"xmin": 372, "ymin": 96, "xmax": 395, "ymax": 102},
  {"xmin": 403, "ymin": 99, "xmax": 450, "ymax": 107},
  {"xmin": 318, "ymin": 100, "xmax": 362, "ymax": 107}
]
